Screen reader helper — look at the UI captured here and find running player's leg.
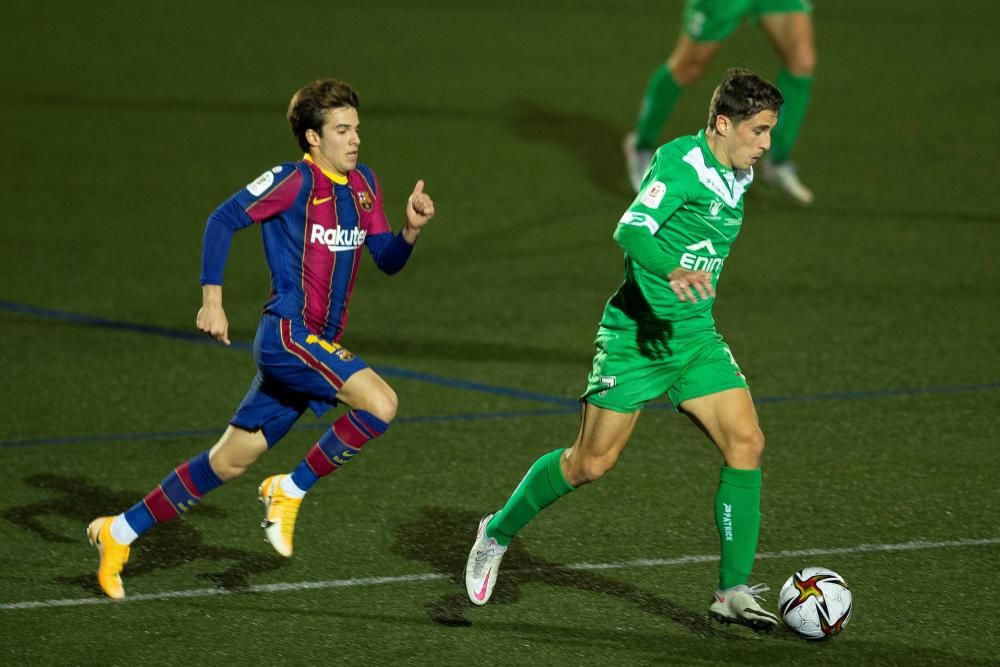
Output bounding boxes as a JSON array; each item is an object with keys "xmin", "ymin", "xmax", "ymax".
[
  {"xmin": 87, "ymin": 421, "xmax": 276, "ymax": 598},
  {"xmin": 281, "ymin": 369, "xmax": 396, "ymax": 499},
  {"xmin": 666, "ymin": 333, "xmax": 776, "ymax": 630},
  {"xmin": 257, "ymin": 319, "xmax": 389, "ymax": 556},
  {"xmin": 487, "ymin": 322, "xmax": 659, "ymax": 548},
  {"xmin": 626, "ymin": 0, "xmax": 742, "ymax": 191},
  {"xmin": 466, "ymin": 402, "xmax": 639, "ymax": 605},
  {"xmin": 757, "ymin": 4, "xmax": 816, "ymax": 203},
  {"xmin": 680, "ymin": 387, "xmax": 777, "ymax": 631},
  {"xmin": 490, "ymin": 402, "xmax": 639, "ymax": 544},
  {"xmin": 467, "ymin": 324, "xmax": 665, "ymax": 605},
  {"xmin": 681, "ymin": 386, "xmax": 765, "ymax": 583},
  {"xmin": 636, "ymin": 34, "xmax": 721, "ymax": 145}
]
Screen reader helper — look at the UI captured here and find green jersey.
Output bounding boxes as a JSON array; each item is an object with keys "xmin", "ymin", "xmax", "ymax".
[{"xmin": 603, "ymin": 129, "xmax": 752, "ymax": 335}]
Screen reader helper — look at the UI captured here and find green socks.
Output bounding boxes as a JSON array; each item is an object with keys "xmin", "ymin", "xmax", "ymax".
[
  {"xmin": 715, "ymin": 466, "xmax": 762, "ymax": 590},
  {"xmin": 636, "ymin": 64, "xmax": 684, "ymax": 149},
  {"xmin": 771, "ymin": 69, "xmax": 813, "ymax": 164},
  {"xmin": 486, "ymin": 449, "xmax": 575, "ymax": 546},
  {"xmin": 484, "ymin": 453, "xmax": 761, "ymax": 589}
]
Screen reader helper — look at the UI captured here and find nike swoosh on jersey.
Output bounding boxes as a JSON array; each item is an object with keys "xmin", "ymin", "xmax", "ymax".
[{"xmin": 312, "ymin": 196, "xmax": 333, "ymax": 205}]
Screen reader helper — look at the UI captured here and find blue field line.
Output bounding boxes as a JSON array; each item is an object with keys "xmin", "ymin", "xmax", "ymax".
[
  {"xmin": 0, "ymin": 407, "xmax": 580, "ymax": 449},
  {"xmin": 3, "ymin": 300, "xmax": 999, "ymax": 450},
  {"xmin": 751, "ymin": 382, "xmax": 1000, "ymax": 404},
  {"xmin": 0, "ymin": 300, "xmax": 576, "ymax": 407},
  {"xmin": 2, "ymin": 381, "xmax": 999, "ymax": 450}
]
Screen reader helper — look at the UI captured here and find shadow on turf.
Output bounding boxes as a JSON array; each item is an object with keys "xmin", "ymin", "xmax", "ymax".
[
  {"xmin": 3, "ymin": 473, "xmax": 286, "ymax": 596},
  {"xmin": 512, "ymin": 101, "xmax": 634, "ymax": 199},
  {"xmin": 392, "ymin": 506, "xmax": 734, "ymax": 640},
  {"xmin": 348, "ymin": 332, "xmax": 591, "ymax": 366},
  {"xmin": 390, "ymin": 508, "xmax": 1000, "ymax": 663}
]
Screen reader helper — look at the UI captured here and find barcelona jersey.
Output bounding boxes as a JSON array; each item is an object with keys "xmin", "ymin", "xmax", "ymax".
[{"xmin": 200, "ymin": 157, "xmax": 413, "ymax": 341}]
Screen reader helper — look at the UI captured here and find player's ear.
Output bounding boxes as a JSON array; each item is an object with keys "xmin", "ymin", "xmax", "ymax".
[
  {"xmin": 305, "ymin": 128, "xmax": 321, "ymax": 147},
  {"xmin": 715, "ymin": 114, "xmax": 731, "ymax": 137}
]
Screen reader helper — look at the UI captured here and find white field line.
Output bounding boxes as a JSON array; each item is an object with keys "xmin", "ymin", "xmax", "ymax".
[{"xmin": 3, "ymin": 536, "xmax": 997, "ymax": 611}]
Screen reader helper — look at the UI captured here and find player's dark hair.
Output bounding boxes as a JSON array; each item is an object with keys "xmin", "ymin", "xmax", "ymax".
[
  {"xmin": 707, "ymin": 68, "xmax": 783, "ymax": 130},
  {"xmin": 287, "ymin": 79, "xmax": 360, "ymax": 152}
]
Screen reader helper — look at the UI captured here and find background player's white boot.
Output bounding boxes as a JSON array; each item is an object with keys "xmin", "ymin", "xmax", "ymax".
[
  {"xmin": 623, "ymin": 132, "xmax": 654, "ymax": 193},
  {"xmin": 759, "ymin": 158, "xmax": 814, "ymax": 205}
]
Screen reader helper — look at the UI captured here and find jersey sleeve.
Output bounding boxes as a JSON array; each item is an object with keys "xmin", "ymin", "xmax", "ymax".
[
  {"xmin": 354, "ymin": 164, "xmax": 391, "ymax": 235},
  {"xmin": 365, "ymin": 232, "xmax": 414, "ymax": 275},
  {"xmin": 353, "ymin": 165, "xmax": 413, "ymax": 274},
  {"xmin": 200, "ymin": 163, "xmax": 303, "ymax": 285},
  {"xmin": 613, "ymin": 149, "xmax": 691, "ymax": 280}
]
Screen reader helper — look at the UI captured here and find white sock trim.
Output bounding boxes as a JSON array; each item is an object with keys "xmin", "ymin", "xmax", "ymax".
[
  {"xmin": 279, "ymin": 474, "xmax": 306, "ymax": 499},
  {"xmin": 110, "ymin": 514, "xmax": 138, "ymax": 545}
]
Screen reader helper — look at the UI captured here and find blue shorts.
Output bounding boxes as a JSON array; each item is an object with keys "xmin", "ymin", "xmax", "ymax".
[{"xmin": 230, "ymin": 314, "xmax": 369, "ymax": 446}]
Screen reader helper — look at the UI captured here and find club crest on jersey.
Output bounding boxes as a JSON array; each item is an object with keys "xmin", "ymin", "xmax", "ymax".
[
  {"xmin": 335, "ymin": 347, "xmax": 355, "ymax": 361},
  {"xmin": 309, "ymin": 224, "xmax": 367, "ymax": 252},
  {"xmin": 356, "ymin": 191, "xmax": 373, "ymax": 212},
  {"xmin": 709, "ymin": 199, "xmax": 724, "ymax": 216}
]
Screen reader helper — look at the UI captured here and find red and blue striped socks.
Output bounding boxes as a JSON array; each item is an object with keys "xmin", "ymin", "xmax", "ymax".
[
  {"xmin": 289, "ymin": 409, "xmax": 389, "ymax": 492},
  {"xmin": 119, "ymin": 450, "xmax": 223, "ymax": 542}
]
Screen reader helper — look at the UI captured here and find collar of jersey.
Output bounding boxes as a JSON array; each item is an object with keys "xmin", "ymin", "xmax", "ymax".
[
  {"xmin": 303, "ymin": 154, "xmax": 348, "ymax": 185},
  {"xmin": 696, "ymin": 130, "xmax": 731, "ymax": 174}
]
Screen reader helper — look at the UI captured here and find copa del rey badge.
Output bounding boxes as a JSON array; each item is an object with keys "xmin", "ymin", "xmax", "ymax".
[{"xmin": 640, "ymin": 180, "xmax": 666, "ymax": 208}]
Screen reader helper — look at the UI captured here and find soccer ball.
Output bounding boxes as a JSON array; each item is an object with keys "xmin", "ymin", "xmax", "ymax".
[{"xmin": 778, "ymin": 567, "xmax": 853, "ymax": 640}]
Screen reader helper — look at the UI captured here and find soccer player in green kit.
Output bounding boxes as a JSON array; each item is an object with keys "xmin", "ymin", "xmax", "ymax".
[
  {"xmin": 466, "ymin": 68, "xmax": 783, "ymax": 632},
  {"xmin": 624, "ymin": 0, "xmax": 815, "ymax": 205}
]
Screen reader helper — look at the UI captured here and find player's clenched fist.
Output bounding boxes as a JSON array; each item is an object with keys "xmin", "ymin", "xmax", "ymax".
[{"xmin": 197, "ymin": 302, "xmax": 231, "ymax": 346}]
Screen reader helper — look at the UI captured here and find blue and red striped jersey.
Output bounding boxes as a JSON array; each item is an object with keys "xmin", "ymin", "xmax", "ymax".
[{"xmin": 201, "ymin": 158, "xmax": 413, "ymax": 341}]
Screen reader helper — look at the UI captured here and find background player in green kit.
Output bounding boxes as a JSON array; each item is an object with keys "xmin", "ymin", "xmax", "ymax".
[
  {"xmin": 466, "ymin": 69, "xmax": 784, "ymax": 632},
  {"xmin": 624, "ymin": 0, "xmax": 815, "ymax": 205}
]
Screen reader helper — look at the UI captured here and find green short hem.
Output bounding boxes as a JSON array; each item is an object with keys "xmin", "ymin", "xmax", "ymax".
[
  {"xmin": 582, "ymin": 326, "xmax": 749, "ymax": 413},
  {"xmin": 681, "ymin": 0, "xmax": 812, "ymax": 42},
  {"xmin": 581, "ymin": 394, "xmax": 643, "ymax": 414},
  {"xmin": 670, "ymin": 377, "xmax": 750, "ymax": 409}
]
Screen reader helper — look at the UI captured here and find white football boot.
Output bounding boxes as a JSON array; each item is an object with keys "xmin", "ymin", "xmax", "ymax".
[
  {"xmin": 709, "ymin": 583, "xmax": 780, "ymax": 632},
  {"xmin": 465, "ymin": 514, "xmax": 507, "ymax": 605},
  {"xmin": 758, "ymin": 158, "xmax": 814, "ymax": 205},
  {"xmin": 623, "ymin": 132, "xmax": 655, "ymax": 193}
]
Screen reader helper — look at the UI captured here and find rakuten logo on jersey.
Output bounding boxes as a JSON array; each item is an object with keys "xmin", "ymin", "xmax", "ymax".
[{"xmin": 309, "ymin": 224, "xmax": 367, "ymax": 253}]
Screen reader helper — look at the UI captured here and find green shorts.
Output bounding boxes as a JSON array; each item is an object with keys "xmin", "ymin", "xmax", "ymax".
[
  {"xmin": 582, "ymin": 324, "xmax": 749, "ymax": 413},
  {"xmin": 682, "ymin": 0, "xmax": 813, "ymax": 42}
]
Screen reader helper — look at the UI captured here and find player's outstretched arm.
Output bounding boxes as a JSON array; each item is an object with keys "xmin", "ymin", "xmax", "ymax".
[
  {"xmin": 402, "ymin": 180, "xmax": 434, "ymax": 244},
  {"xmin": 196, "ymin": 284, "xmax": 231, "ymax": 345},
  {"xmin": 667, "ymin": 268, "xmax": 715, "ymax": 303}
]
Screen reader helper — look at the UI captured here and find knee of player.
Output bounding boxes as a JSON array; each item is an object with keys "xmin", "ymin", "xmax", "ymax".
[
  {"xmin": 209, "ymin": 456, "xmax": 249, "ymax": 481},
  {"xmin": 568, "ymin": 450, "xmax": 619, "ymax": 486},
  {"xmin": 733, "ymin": 428, "xmax": 766, "ymax": 462},
  {"xmin": 667, "ymin": 56, "xmax": 708, "ymax": 86},
  {"xmin": 787, "ymin": 45, "xmax": 816, "ymax": 76},
  {"xmin": 363, "ymin": 385, "xmax": 398, "ymax": 424}
]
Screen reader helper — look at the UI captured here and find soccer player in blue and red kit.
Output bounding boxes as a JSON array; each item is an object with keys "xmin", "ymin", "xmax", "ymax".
[{"xmin": 87, "ymin": 79, "xmax": 435, "ymax": 599}]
